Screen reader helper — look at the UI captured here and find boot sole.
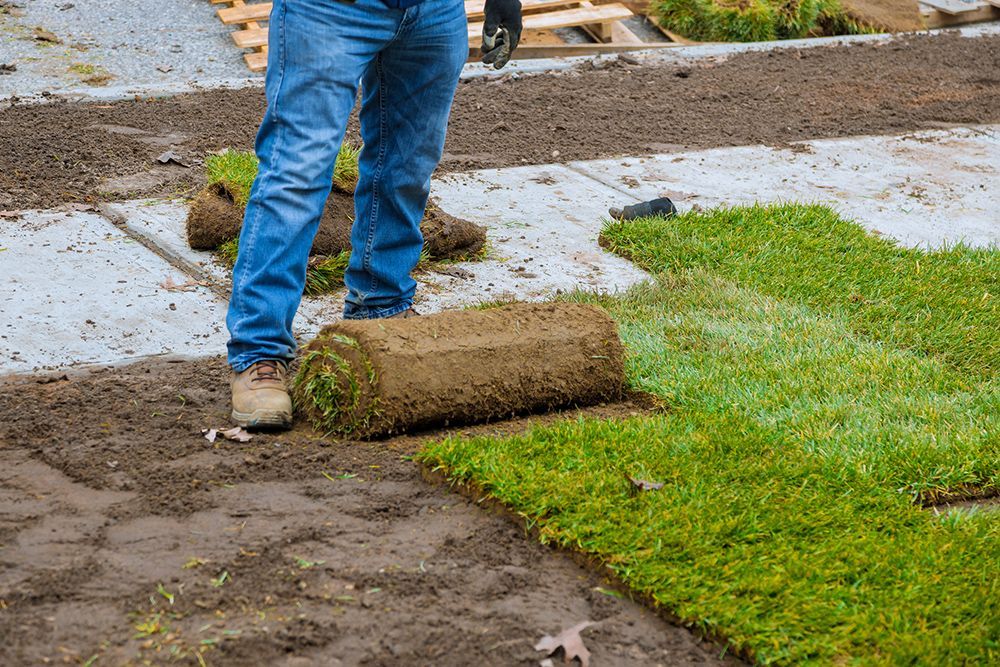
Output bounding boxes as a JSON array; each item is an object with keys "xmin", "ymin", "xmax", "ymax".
[{"xmin": 231, "ymin": 408, "xmax": 293, "ymax": 431}]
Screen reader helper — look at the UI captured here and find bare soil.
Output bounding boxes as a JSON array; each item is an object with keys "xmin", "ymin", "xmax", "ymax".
[
  {"xmin": 1, "ymin": 34, "xmax": 998, "ymax": 210},
  {"xmin": 0, "ymin": 358, "xmax": 733, "ymax": 666},
  {"xmin": 297, "ymin": 303, "xmax": 625, "ymax": 437}
]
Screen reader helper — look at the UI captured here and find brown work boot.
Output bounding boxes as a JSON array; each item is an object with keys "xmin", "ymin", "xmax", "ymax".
[
  {"xmin": 231, "ymin": 360, "xmax": 293, "ymax": 430},
  {"xmin": 389, "ymin": 308, "xmax": 420, "ymax": 319}
]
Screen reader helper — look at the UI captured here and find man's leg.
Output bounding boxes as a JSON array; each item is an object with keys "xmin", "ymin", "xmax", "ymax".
[
  {"xmin": 343, "ymin": 0, "xmax": 469, "ymax": 319},
  {"xmin": 226, "ymin": 0, "xmax": 398, "ymax": 426}
]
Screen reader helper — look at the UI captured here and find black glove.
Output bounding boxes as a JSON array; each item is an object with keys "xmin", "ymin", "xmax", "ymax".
[{"xmin": 481, "ymin": 0, "xmax": 522, "ymax": 70}]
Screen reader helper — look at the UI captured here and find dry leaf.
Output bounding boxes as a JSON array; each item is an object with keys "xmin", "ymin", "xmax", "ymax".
[
  {"xmin": 535, "ymin": 621, "xmax": 595, "ymax": 667},
  {"xmin": 220, "ymin": 427, "xmax": 253, "ymax": 443},
  {"xmin": 156, "ymin": 150, "xmax": 189, "ymax": 167},
  {"xmin": 33, "ymin": 27, "xmax": 62, "ymax": 43},
  {"xmin": 160, "ymin": 276, "xmax": 208, "ymax": 292},
  {"xmin": 202, "ymin": 427, "xmax": 253, "ymax": 443},
  {"xmin": 626, "ymin": 474, "xmax": 665, "ymax": 493}
]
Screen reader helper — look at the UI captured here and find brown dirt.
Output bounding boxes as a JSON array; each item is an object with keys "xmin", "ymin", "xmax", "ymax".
[
  {"xmin": 840, "ymin": 0, "xmax": 924, "ymax": 33},
  {"xmin": 296, "ymin": 303, "xmax": 625, "ymax": 437},
  {"xmin": 186, "ymin": 182, "xmax": 485, "ymax": 260},
  {"xmin": 1, "ymin": 33, "xmax": 998, "ymax": 210},
  {"xmin": 0, "ymin": 357, "xmax": 734, "ymax": 666}
]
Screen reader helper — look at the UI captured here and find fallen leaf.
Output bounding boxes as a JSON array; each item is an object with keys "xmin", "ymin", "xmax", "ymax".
[
  {"xmin": 160, "ymin": 276, "xmax": 208, "ymax": 292},
  {"xmin": 220, "ymin": 427, "xmax": 253, "ymax": 443},
  {"xmin": 202, "ymin": 428, "xmax": 218, "ymax": 443},
  {"xmin": 33, "ymin": 27, "xmax": 62, "ymax": 43},
  {"xmin": 626, "ymin": 473, "xmax": 665, "ymax": 494},
  {"xmin": 535, "ymin": 621, "xmax": 595, "ymax": 667},
  {"xmin": 156, "ymin": 150, "xmax": 189, "ymax": 167}
]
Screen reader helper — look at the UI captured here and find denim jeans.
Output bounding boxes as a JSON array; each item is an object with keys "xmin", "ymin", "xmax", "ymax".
[{"xmin": 226, "ymin": 0, "xmax": 468, "ymax": 371}]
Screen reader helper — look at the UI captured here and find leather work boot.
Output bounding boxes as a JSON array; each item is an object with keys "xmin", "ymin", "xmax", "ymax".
[
  {"xmin": 389, "ymin": 308, "xmax": 420, "ymax": 319},
  {"xmin": 231, "ymin": 360, "xmax": 293, "ymax": 430}
]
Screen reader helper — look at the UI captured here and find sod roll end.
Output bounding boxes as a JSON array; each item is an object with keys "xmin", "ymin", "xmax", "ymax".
[{"xmin": 293, "ymin": 303, "xmax": 626, "ymax": 437}]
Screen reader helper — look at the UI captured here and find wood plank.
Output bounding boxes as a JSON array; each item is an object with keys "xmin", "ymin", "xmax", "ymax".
[
  {"xmin": 245, "ymin": 51, "xmax": 268, "ymax": 72},
  {"xmin": 218, "ymin": 2, "xmax": 271, "ymax": 24},
  {"xmin": 232, "ymin": 26, "xmax": 268, "ymax": 49},
  {"xmin": 921, "ymin": 3, "xmax": 999, "ymax": 24},
  {"xmin": 918, "ymin": 0, "xmax": 986, "ymax": 14},
  {"xmin": 465, "ymin": 0, "xmax": 577, "ymax": 19},
  {"xmin": 509, "ymin": 42, "xmax": 675, "ymax": 57},
  {"xmin": 468, "ymin": 3, "xmax": 633, "ymax": 40}
]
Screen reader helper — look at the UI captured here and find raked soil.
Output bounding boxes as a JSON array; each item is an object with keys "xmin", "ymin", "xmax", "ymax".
[
  {"xmin": 0, "ymin": 357, "xmax": 737, "ymax": 666},
  {"xmin": 1, "ymin": 33, "xmax": 998, "ymax": 210}
]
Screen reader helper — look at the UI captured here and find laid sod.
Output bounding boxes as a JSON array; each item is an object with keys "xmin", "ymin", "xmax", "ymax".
[
  {"xmin": 420, "ymin": 204, "xmax": 999, "ymax": 664},
  {"xmin": 601, "ymin": 203, "xmax": 1000, "ymax": 380},
  {"xmin": 650, "ymin": 0, "xmax": 871, "ymax": 43}
]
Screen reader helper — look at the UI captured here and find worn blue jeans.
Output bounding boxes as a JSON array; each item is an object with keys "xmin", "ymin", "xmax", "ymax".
[{"xmin": 226, "ymin": 0, "xmax": 468, "ymax": 371}]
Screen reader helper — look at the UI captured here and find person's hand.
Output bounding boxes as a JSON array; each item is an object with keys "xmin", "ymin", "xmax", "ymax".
[{"xmin": 481, "ymin": 0, "xmax": 522, "ymax": 69}]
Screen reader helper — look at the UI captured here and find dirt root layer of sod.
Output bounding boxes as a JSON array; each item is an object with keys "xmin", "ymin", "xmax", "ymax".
[
  {"xmin": 187, "ymin": 183, "xmax": 486, "ymax": 260},
  {"xmin": 1, "ymin": 34, "xmax": 998, "ymax": 210},
  {"xmin": 295, "ymin": 303, "xmax": 626, "ymax": 437},
  {"xmin": 0, "ymin": 358, "xmax": 736, "ymax": 666}
]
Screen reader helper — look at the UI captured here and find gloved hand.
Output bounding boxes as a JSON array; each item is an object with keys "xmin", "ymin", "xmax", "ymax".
[{"xmin": 481, "ymin": 0, "xmax": 522, "ymax": 70}]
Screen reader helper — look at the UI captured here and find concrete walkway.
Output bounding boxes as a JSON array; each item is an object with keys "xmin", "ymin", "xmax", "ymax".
[{"xmin": 1, "ymin": 125, "xmax": 997, "ymax": 375}]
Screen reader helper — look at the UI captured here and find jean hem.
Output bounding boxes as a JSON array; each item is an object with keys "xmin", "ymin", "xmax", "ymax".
[
  {"xmin": 229, "ymin": 353, "xmax": 294, "ymax": 373},
  {"xmin": 343, "ymin": 301, "xmax": 412, "ymax": 320}
]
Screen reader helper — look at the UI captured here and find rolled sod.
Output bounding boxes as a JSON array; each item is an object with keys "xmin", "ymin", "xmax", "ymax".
[
  {"xmin": 186, "ymin": 182, "xmax": 486, "ymax": 260},
  {"xmin": 293, "ymin": 303, "xmax": 626, "ymax": 437}
]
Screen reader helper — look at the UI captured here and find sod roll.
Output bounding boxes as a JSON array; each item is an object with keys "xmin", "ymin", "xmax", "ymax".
[{"xmin": 294, "ymin": 303, "xmax": 626, "ymax": 437}]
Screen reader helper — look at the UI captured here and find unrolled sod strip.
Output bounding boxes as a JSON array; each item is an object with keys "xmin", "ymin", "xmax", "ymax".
[{"xmin": 293, "ymin": 302, "xmax": 626, "ymax": 437}]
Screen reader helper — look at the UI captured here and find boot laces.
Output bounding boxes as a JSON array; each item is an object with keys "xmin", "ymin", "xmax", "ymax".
[{"xmin": 251, "ymin": 360, "xmax": 283, "ymax": 383}]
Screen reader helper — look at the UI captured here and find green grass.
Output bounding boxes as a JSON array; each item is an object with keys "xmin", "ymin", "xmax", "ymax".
[
  {"xmin": 205, "ymin": 144, "xmax": 361, "ymax": 208},
  {"xmin": 601, "ymin": 203, "xmax": 1000, "ymax": 380},
  {"xmin": 650, "ymin": 0, "xmax": 873, "ymax": 42},
  {"xmin": 419, "ymin": 204, "xmax": 1000, "ymax": 664}
]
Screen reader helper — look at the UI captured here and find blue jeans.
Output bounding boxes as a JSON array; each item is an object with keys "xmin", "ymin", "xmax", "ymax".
[{"xmin": 226, "ymin": 0, "xmax": 468, "ymax": 371}]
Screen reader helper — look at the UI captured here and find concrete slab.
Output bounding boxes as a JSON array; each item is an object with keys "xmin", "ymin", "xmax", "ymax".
[
  {"xmin": 0, "ymin": 209, "xmax": 228, "ymax": 374},
  {"xmin": 0, "ymin": 0, "xmax": 252, "ymax": 99},
  {"xmin": 569, "ymin": 125, "xmax": 1000, "ymax": 249}
]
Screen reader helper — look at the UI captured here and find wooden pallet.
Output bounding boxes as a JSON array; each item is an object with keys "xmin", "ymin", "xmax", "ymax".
[
  {"xmin": 211, "ymin": 0, "xmax": 660, "ymax": 72},
  {"xmin": 920, "ymin": 0, "xmax": 1000, "ymax": 26}
]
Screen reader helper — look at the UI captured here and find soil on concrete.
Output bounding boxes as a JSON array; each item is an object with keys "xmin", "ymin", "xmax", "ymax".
[
  {"xmin": 1, "ymin": 33, "xmax": 998, "ymax": 210},
  {"xmin": 297, "ymin": 303, "xmax": 625, "ymax": 437},
  {"xmin": 0, "ymin": 357, "xmax": 734, "ymax": 666},
  {"xmin": 186, "ymin": 183, "xmax": 485, "ymax": 259}
]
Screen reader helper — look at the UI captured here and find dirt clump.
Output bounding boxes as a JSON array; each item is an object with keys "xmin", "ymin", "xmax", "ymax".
[
  {"xmin": 185, "ymin": 181, "xmax": 242, "ymax": 250},
  {"xmin": 422, "ymin": 200, "xmax": 487, "ymax": 258},
  {"xmin": 295, "ymin": 303, "xmax": 625, "ymax": 437}
]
